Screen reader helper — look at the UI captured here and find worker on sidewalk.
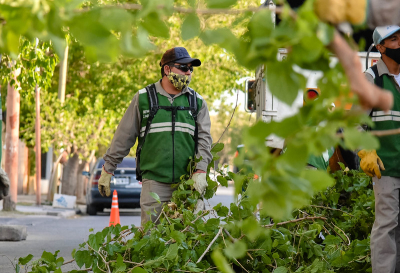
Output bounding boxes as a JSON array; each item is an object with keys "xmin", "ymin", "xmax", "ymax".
[
  {"xmin": 358, "ymin": 25, "xmax": 400, "ymax": 273},
  {"xmin": 99, "ymin": 47, "xmax": 212, "ymax": 226}
]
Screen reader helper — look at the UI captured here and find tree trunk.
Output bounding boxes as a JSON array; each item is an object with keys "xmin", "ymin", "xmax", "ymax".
[
  {"xmin": 76, "ymin": 160, "xmax": 87, "ymax": 203},
  {"xmin": 61, "ymin": 152, "xmax": 79, "ymax": 196},
  {"xmin": 4, "ymin": 69, "xmax": 21, "ymax": 211}
]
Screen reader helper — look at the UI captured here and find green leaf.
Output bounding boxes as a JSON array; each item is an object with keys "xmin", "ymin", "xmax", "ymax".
[
  {"xmin": 323, "ymin": 235, "xmax": 342, "ymax": 245},
  {"xmin": 181, "ymin": 13, "xmax": 200, "ymax": 41},
  {"xmin": 205, "ymin": 0, "xmax": 237, "ymax": 8},
  {"xmin": 74, "ymin": 250, "xmax": 93, "ymax": 268},
  {"xmin": 205, "ymin": 218, "xmax": 220, "ymax": 231},
  {"xmin": 266, "ymin": 61, "xmax": 306, "ymax": 105},
  {"xmin": 274, "ymin": 267, "xmax": 288, "ymax": 273},
  {"xmin": 18, "ymin": 254, "xmax": 33, "ymax": 265},
  {"xmin": 115, "ymin": 253, "xmax": 126, "ymax": 272},
  {"xmin": 141, "ymin": 12, "xmax": 170, "ymax": 38},
  {"xmin": 131, "ymin": 268, "xmax": 147, "ymax": 273},
  {"xmin": 211, "ymin": 143, "xmax": 224, "ymax": 153},
  {"xmin": 217, "ymin": 176, "xmax": 228, "ymax": 187},
  {"xmin": 165, "ymin": 243, "xmax": 178, "ymax": 260},
  {"xmin": 171, "ymin": 230, "xmax": 186, "ymax": 244},
  {"xmin": 41, "ymin": 251, "xmax": 56, "ymax": 263},
  {"xmin": 211, "ymin": 250, "xmax": 234, "ymax": 273},
  {"xmin": 149, "ymin": 192, "xmax": 161, "ymax": 204},
  {"xmin": 224, "ymin": 240, "xmax": 247, "ymax": 259}
]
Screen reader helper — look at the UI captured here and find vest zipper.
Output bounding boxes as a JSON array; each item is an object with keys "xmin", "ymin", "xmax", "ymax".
[{"xmin": 171, "ymin": 104, "xmax": 176, "ymax": 183}]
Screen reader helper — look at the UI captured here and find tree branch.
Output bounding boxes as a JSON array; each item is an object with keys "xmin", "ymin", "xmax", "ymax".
[
  {"xmin": 212, "ymin": 89, "xmax": 239, "ymax": 149},
  {"xmin": 196, "ymin": 227, "xmax": 222, "ymax": 264}
]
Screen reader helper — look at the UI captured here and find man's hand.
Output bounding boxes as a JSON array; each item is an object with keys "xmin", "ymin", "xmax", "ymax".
[
  {"xmin": 98, "ymin": 166, "xmax": 113, "ymax": 197},
  {"xmin": 358, "ymin": 150, "xmax": 385, "ymax": 179},
  {"xmin": 0, "ymin": 168, "xmax": 10, "ymax": 200},
  {"xmin": 192, "ymin": 170, "xmax": 207, "ymax": 195}
]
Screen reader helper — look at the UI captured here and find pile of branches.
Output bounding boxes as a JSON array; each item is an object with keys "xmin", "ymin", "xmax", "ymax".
[{"xmin": 16, "ymin": 147, "xmax": 374, "ymax": 273}]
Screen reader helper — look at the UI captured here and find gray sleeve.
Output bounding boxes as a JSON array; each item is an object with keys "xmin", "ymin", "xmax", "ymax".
[
  {"xmin": 195, "ymin": 97, "xmax": 213, "ymax": 172},
  {"xmin": 103, "ymin": 93, "xmax": 141, "ymax": 173},
  {"xmin": 367, "ymin": 0, "xmax": 400, "ymax": 29}
]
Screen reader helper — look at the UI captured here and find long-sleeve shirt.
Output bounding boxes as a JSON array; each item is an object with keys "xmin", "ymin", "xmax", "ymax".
[{"xmin": 103, "ymin": 80, "xmax": 213, "ymax": 174}]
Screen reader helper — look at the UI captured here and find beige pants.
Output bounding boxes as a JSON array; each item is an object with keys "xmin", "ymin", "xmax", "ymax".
[
  {"xmin": 140, "ymin": 179, "xmax": 178, "ymax": 226},
  {"xmin": 371, "ymin": 176, "xmax": 400, "ymax": 273}
]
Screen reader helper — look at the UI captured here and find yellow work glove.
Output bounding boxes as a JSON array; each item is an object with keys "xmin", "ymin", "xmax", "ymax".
[
  {"xmin": 358, "ymin": 150, "xmax": 385, "ymax": 179},
  {"xmin": 98, "ymin": 166, "xmax": 112, "ymax": 197},
  {"xmin": 314, "ymin": 0, "xmax": 366, "ymax": 25}
]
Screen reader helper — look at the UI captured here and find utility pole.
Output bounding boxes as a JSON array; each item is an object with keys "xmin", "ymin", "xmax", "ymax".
[{"xmin": 3, "ymin": 66, "xmax": 21, "ymax": 211}]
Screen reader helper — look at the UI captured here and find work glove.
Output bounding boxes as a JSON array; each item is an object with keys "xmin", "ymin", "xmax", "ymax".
[
  {"xmin": 192, "ymin": 171, "xmax": 208, "ymax": 214},
  {"xmin": 192, "ymin": 172, "xmax": 207, "ymax": 195},
  {"xmin": 0, "ymin": 168, "xmax": 10, "ymax": 200},
  {"xmin": 98, "ymin": 166, "xmax": 113, "ymax": 197},
  {"xmin": 358, "ymin": 150, "xmax": 385, "ymax": 179},
  {"xmin": 314, "ymin": 0, "xmax": 366, "ymax": 25}
]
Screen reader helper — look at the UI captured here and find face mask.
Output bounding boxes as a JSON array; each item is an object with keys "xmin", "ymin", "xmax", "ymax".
[
  {"xmin": 384, "ymin": 47, "xmax": 400, "ymax": 64},
  {"xmin": 167, "ymin": 72, "xmax": 191, "ymax": 90}
]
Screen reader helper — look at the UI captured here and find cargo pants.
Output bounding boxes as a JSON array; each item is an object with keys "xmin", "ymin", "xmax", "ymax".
[
  {"xmin": 140, "ymin": 179, "xmax": 178, "ymax": 226},
  {"xmin": 371, "ymin": 176, "xmax": 400, "ymax": 273}
]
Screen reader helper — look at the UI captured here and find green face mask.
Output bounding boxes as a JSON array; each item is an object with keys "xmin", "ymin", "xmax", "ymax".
[{"xmin": 167, "ymin": 72, "xmax": 191, "ymax": 90}]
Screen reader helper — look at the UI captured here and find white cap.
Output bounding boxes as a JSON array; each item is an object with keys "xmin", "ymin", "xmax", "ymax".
[{"xmin": 373, "ymin": 25, "xmax": 400, "ymax": 45}]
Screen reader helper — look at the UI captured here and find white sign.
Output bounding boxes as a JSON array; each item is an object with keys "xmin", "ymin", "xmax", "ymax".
[{"xmin": 53, "ymin": 194, "xmax": 76, "ymax": 209}]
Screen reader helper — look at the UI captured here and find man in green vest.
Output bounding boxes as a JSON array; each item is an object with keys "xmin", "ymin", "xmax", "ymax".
[
  {"xmin": 358, "ymin": 25, "xmax": 400, "ymax": 273},
  {"xmin": 99, "ymin": 47, "xmax": 212, "ymax": 226}
]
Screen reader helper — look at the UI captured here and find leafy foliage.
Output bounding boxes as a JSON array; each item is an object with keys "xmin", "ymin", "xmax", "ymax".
[{"xmin": 16, "ymin": 149, "xmax": 375, "ymax": 273}]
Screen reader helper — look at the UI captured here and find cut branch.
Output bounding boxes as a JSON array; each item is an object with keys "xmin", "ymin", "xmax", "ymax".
[{"xmin": 196, "ymin": 227, "xmax": 222, "ymax": 264}]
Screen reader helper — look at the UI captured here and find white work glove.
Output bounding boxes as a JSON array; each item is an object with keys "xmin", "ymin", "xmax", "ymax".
[
  {"xmin": 192, "ymin": 171, "xmax": 207, "ymax": 214},
  {"xmin": 0, "ymin": 168, "xmax": 10, "ymax": 200},
  {"xmin": 192, "ymin": 172, "xmax": 207, "ymax": 195}
]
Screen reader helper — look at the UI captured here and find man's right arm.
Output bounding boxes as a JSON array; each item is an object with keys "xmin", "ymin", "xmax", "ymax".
[{"xmin": 103, "ymin": 93, "xmax": 141, "ymax": 173}]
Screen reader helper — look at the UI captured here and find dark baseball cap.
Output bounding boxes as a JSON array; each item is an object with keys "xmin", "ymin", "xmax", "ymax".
[{"xmin": 160, "ymin": 47, "xmax": 201, "ymax": 67}]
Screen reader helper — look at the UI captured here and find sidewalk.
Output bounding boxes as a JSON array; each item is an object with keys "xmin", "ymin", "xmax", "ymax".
[{"xmin": 0, "ymin": 194, "xmax": 79, "ymax": 218}]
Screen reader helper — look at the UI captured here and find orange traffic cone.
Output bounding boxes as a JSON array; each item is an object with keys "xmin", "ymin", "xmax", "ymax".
[{"xmin": 109, "ymin": 190, "xmax": 121, "ymax": 226}]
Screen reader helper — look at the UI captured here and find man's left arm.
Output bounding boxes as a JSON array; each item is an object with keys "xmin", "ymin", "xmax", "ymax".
[{"xmin": 195, "ymin": 96, "xmax": 213, "ymax": 173}]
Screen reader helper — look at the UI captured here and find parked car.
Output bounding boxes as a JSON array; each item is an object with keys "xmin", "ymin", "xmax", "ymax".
[{"xmin": 84, "ymin": 157, "xmax": 141, "ymax": 215}]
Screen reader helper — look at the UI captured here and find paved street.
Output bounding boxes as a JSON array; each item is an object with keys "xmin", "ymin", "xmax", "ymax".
[{"xmin": 0, "ymin": 186, "xmax": 234, "ymax": 273}]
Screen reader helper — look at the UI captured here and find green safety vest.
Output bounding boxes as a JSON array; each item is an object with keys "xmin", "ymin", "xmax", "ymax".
[
  {"xmin": 137, "ymin": 86, "xmax": 203, "ymax": 183},
  {"xmin": 371, "ymin": 74, "xmax": 400, "ymax": 177}
]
